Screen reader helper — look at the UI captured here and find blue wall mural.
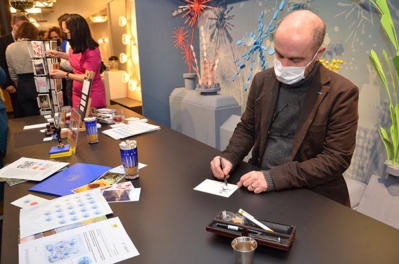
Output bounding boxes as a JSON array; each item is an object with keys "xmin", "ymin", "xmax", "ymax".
[{"xmin": 136, "ymin": 0, "xmax": 398, "ymax": 184}]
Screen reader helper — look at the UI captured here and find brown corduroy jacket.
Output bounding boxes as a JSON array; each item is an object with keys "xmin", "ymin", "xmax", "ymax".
[{"xmin": 222, "ymin": 64, "xmax": 359, "ymax": 206}]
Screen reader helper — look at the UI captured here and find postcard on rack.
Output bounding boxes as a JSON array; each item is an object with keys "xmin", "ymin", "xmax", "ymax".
[
  {"xmin": 0, "ymin": 157, "xmax": 68, "ymax": 181},
  {"xmin": 28, "ymin": 40, "xmax": 45, "ymax": 58},
  {"xmin": 34, "ymin": 76, "xmax": 48, "ymax": 93},
  {"xmin": 19, "ymin": 217, "xmax": 139, "ymax": 264},
  {"xmin": 37, "ymin": 94, "xmax": 51, "ymax": 110},
  {"xmin": 32, "ymin": 59, "xmax": 47, "ymax": 75}
]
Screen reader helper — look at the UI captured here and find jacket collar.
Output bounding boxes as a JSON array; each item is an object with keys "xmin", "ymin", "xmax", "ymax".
[
  {"xmin": 291, "ymin": 64, "xmax": 331, "ymax": 158},
  {"xmin": 258, "ymin": 64, "xmax": 331, "ymax": 161}
]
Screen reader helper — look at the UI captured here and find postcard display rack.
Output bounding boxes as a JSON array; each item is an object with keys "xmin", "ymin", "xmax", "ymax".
[{"xmin": 28, "ymin": 40, "xmax": 64, "ymax": 116}]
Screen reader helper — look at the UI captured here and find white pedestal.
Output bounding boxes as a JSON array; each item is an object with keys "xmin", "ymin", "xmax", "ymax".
[
  {"xmin": 169, "ymin": 88, "xmax": 196, "ymax": 132},
  {"xmin": 181, "ymin": 92, "xmax": 241, "ymax": 150},
  {"xmin": 220, "ymin": 115, "xmax": 251, "ymax": 161},
  {"xmin": 103, "ymin": 71, "xmax": 127, "ymax": 104}
]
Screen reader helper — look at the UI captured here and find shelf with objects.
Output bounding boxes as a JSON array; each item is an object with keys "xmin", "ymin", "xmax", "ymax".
[{"xmin": 28, "ymin": 40, "xmax": 64, "ymax": 116}]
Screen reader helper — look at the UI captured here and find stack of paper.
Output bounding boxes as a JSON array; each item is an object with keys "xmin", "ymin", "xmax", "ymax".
[
  {"xmin": 0, "ymin": 157, "xmax": 68, "ymax": 181},
  {"xmin": 102, "ymin": 122, "xmax": 160, "ymax": 140},
  {"xmin": 18, "ymin": 190, "xmax": 139, "ymax": 263}
]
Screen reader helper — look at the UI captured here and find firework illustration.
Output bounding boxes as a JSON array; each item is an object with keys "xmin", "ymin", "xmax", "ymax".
[
  {"xmin": 208, "ymin": 5, "xmax": 235, "ymax": 47},
  {"xmin": 172, "ymin": 0, "xmax": 217, "ymax": 73},
  {"xmin": 173, "ymin": 26, "xmax": 193, "ymax": 70},
  {"xmin": 233, "ymin": 0, "xmax": 287, "ymax": 91},
  {"xmin": 335, "ymin": 1, "xmax": 375, "ymax": 48}
]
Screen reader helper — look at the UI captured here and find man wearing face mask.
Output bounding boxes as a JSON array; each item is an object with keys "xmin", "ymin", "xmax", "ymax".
[
  {"xmin": 210, "ymin": 10, "xmax": 359, "ymax": 206},
  {"xmin": 0, "ymin": 13, "xmax": 29, "ymax": 118}
]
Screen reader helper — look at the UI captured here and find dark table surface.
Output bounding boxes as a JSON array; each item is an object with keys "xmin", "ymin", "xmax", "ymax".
[{"xmin": 2, "ymin": 106, "xmax": 399, "ymax": 264}]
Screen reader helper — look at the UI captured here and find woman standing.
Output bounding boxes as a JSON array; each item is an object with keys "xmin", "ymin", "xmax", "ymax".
[
  {"xmin": 0, "ymin": 66, "xmax": 8, "ymax": 169},
  {"xmin": 6, "ymin": 22, "xmax": 40, "ymax": 117},
  {"xmin": 47, "ymin": 14, "xmax": 106, "ymax": 109}
]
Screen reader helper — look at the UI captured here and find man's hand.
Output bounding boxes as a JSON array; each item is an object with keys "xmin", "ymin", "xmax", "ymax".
[
  {"xmin": 210, "ymin": 156, "xmax": 232, "ymax": 180},
  {"xmin": 5, "ymin": 85, "xmax": 16, "ymax": 94},
  {"xmin": 237, "ymin": 171, "xmax": 268, "ymax": 194}
]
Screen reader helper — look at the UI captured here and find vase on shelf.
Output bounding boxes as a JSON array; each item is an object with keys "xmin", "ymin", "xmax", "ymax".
[
  {"xmin": 183, "ymin": 73, "xmax": 197, "ymax": 90},
  {"xmin": 195, "ymin": 83, "xmax": 221, "ymax": 95},
  {"xmin": 384, "ymin": 161, "xmax": 399, "ymax": 196}
]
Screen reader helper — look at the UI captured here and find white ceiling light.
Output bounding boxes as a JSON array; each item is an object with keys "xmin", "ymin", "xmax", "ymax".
[
  {"xmin": 35, "ymin": 1, "xmax": 54, "ymax": 7},
  {"xmin": 10, "ymin": 7, "xmax": 42, "ymax": 14},
  {"xmin": 90, "ymin": 15, "xmax": 108, "ymax": 23}
]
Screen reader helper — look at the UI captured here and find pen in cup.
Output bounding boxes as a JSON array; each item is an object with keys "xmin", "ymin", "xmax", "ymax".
[
  {"xmin": 238, "ymin": 209, "xmax": 274, "ymax": 232},
  {"xmin": 219, "ymin": 157, "xmax": 227, "ymax": 187}
]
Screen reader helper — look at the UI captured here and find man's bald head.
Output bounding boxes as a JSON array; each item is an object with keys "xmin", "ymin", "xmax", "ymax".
[{"xmin": 276, "ymin": 10, "xmax": 326, "ymax": 53}]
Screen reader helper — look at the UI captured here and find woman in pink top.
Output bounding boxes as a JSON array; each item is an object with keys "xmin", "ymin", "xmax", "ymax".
[{"xmin": 48, "ymin": 14, "xmax": 106, "ymax": 109}]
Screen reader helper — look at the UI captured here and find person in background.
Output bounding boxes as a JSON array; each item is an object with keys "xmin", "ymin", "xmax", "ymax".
[
  {"xmin": 210, "ymin": 10, "xmax": 359, "ymax": 206},
  {"xmin": 6, "ymin": 22, "xmax": 40, "ymax": 117},
  {"xmin": 57, "ymin": 13, "xmax": 73, "ymax": 106},
  {"xmin": 0, "ymin": 66, "xmax": 8, "ymax": 169},
  {"xmin": 48, "ymin": 14, "xmax": 106, "ymax": 109},
  {"xmin": 0, "ymin": 13, "xmax": 29, "ymax": 118},
  {"xmin": 38, "ymin": 29, "xmax": 47, "ymax": 40},
  {"xmin": 47, "ymin": 26, "xmax": 62, "ymax": 50},
  {"xmin": 47, "ymin": 26, "xmax": 62, "ymax": 41}
]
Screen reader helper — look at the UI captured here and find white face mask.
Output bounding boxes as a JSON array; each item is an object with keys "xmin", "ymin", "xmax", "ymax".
[{"xmin": 273, "ymin": 49, "xmax": 320, "ymax": 85}]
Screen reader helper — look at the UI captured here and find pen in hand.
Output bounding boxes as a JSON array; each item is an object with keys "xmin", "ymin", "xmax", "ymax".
[{"xmin": 219, "ymin": 157, "xmax": 227, "ymax": 187}]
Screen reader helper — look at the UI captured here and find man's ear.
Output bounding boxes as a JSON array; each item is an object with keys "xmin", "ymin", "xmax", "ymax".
[{"xmin": 316, "ymin": 46, "xmax": 327, "ymax": 61}]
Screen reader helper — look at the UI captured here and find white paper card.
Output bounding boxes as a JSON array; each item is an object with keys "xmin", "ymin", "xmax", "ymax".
[
  {"xmin": 20, "ymin": 189, "xmax": 113, "ymax": 238},
  {"xmin": 0, "ymin": 157, "xmax": 68, "ymax": 181},
  {"xmin": 23, "ymin": 123, "xmax": 48, "ymax": 130},
  {"xmin": 109, "ymin": 163, "xmax": 147, "ymax": 174},
  {"xmin": 19, "ymin": 217, "xmax": 139, "ymax": 264},
  {"xmin": 194, "ymin": 179, "xmax": 238, "ymax": 198},
  {"xmin": 12, "ymin": 194, "xmax": 49, "ymax": 208}
]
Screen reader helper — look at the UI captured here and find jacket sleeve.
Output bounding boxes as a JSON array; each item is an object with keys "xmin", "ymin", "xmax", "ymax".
[
  {"xmin": 0, "ymin": 36, "xmax": 15, "ymax": 88},
  {"xmin": 0, "ymin": 66, "xmax": 5, "ymax": 85},
  {"xmin": 269, "ymin": 80, "xmax": 359, "ymax": 190},
  {"xmin": 221, "ymin": 72, "xmax": 263, "ymax": 168},
  {"xmin": 5, "ymin": 47, "xmax": 17, "ymax": 83}
]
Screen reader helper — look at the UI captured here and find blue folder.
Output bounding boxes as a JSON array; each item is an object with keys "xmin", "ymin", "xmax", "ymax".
[{"xmin": 29, "ymin": 163, "xmax": 111, "ymax": 196}]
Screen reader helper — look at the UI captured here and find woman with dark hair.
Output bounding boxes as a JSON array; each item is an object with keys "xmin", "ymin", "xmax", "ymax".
[
  {"xmin": 47, "ymin": 26, "xmax": 62, "ymax": 41},
  {"xmin": 47, "ymin": 26, "xmax": 62, "ymax": 50},
  {"xmin": 6, "ymin": 22, "xmax": 40, "ymax": 117},
  {"xmin": 47, "ymin": 14, "xmax": 106, "ymax": 109}
]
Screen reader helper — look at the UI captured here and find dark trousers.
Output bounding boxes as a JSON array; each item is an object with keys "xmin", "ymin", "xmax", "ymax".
[
  {"xmin": 8, "ymin": 91, "xmax": 23, "ymax": 118},
  {"xmin": 16, "ymin": 73, "xmax": 39, "ymax": 117}
]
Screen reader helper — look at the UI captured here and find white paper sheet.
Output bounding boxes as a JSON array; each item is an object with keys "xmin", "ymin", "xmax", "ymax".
[
  {"xmin": 194, "ymin": 179, "xmax": 238, "ymax": 198},
  {"xmin": 102, "ymin": 122, "xmax": 160, "ymax": 140},
  {"xmin": 108, "ymin": 163, "xmax": 147, "ymax": 174},
  {"xmin": 19, "ymin": 217, "xmax": 139, "ymax": 264},
  {"xmin": 20, "ymin": 189, "xmax": 113, "ymax": 238},
  {"xmin": 0, "ymin": 157, "xmax": 68, "ymax": 181},
  {"xmin": 23, "ymin": 123, "xmax": 48, "ymax": 130},
  {"xmin": 12, "ymin": 194, "xmax": 49, "ymax": 208}
]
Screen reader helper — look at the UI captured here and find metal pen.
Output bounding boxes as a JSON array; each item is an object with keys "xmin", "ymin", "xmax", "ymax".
[
  {"xmin": 238, "ymin": 208, "xmax": 275, "ymax": 232},
  {"xmin": 215, "ymin": 223, "xmax": 281, "ymax": 243},
  {"xmin": 219, "ymin": 157, "xmax": 227, "ymax": 187}
]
